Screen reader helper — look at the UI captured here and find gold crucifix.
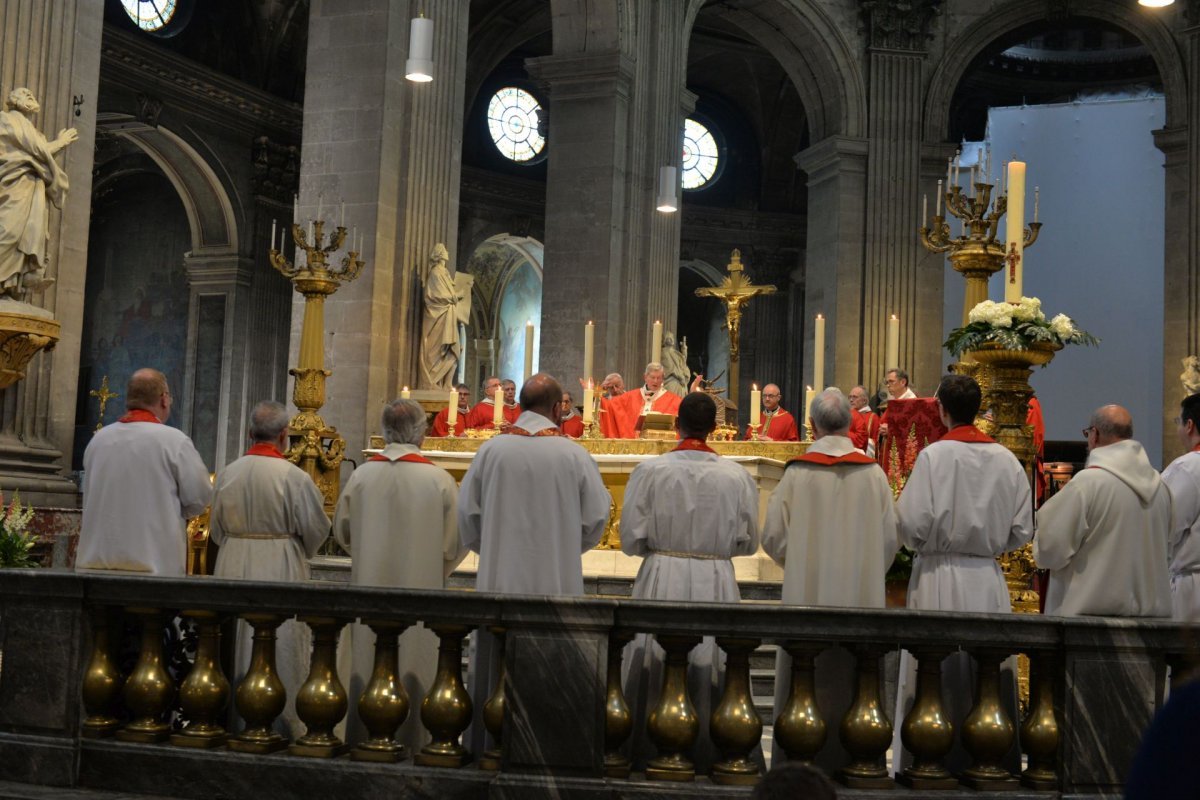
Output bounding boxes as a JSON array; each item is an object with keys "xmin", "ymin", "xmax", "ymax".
[
  {"xmin": 89, "ymin": 375, "xmax": 118, "ymax": 431},
  {"xmin": 694, "ymin": 249, "xmax": 777, "ymax": 418}
]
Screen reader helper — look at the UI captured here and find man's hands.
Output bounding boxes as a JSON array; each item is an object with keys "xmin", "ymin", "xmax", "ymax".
[{"xmin": 689, "ymin": 374, "xmax": 704, "ymax": 393}]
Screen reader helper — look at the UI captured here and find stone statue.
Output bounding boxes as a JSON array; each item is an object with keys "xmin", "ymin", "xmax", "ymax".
[
  {"xmin": 1182, "ymin": 356, "xmax": 1200, "ymax": 397},
  {"xmin": 417, "ymin": 243, "xmax": 462, "ymax": 390},
  {"xmin": 0, "ymin": 88, "xmax": 77, "ymax": 299},
  {"xmin": 661, "ymin": 330, "xmax": 690, "ymax": 396}
]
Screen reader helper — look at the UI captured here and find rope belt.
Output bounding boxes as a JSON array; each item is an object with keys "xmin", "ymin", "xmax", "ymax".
[
  {"xmin": 224, "ymin": 531, "xmax": 293, "ymax": 540},
  {"xmin": 650, "ymin": 549, "xmax": 727, "ymax": 561}
]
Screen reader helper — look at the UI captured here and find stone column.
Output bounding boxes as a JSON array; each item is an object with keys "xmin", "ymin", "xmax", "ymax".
[
  {"xmin": 0, "ymin": 1, "xmax": 104, "ymax": 504},
  {"xmin": 293, "ymin": 0, "xmax": 468, "ymax": 457}
]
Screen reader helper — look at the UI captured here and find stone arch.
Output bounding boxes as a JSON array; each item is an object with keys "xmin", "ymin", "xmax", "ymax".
[
  {"xmin": 923, "ymin": 0, "xmax": 1187, "ymax": 141},
  {"xmin": 680, "ymin": 258, "xmax": 723, "ymax": 288}
]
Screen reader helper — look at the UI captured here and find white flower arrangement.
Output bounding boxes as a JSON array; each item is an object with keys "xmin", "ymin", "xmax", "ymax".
[{"xmin": 947, "ymin": 297, "xmax": 1097, "ymax": 357}]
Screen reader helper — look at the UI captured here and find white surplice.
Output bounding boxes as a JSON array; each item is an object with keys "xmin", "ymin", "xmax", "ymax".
[
  {"xmin": 333, "ymin": 442, "xmax": 467, "ymax": 753},
  {"xmin": 761, "ymin": 434, "xmax": 899, "ymax": 771},
  {"xmin": 893, "ymin": 433, "xmax": 1032, "ymax": 774},
  {"xmin": 1162, "ymin": 449, "xmax": 1200, "ymax": 621},
  {"xmin": 1035, "ymin": 439, "xmax": 1172, "ymax": 618},
  {"xmin": 619, "ymin": 443, "xmax": 759, "ymax": 773},
  {"xmin": 77, "ymin": 418, "xmax": 212, "ymax": 575},
  {"xmin": 210, "ymin": 449, "xmax": 330, "ymax": 741}
]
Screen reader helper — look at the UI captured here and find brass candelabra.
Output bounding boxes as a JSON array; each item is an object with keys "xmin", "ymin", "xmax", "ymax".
[{"xmin": 269, "ymin": 220, "xmax": 366, "ymax": 514}]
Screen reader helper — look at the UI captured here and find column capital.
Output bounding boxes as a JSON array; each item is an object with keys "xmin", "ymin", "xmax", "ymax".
[
  {"xmin": 794, "ymin": 136, "xmax": 869, "ymax": 184},
  {"xmin": 859, "ymin": 0, "xmax": 942, "ymax": 52},
  {"xmin": 526, "ymin": 52, "xmax": 636, "ymax": 102},
  {"xmin": 1153, "ymin": 126, "xmax": 1190, "ymax": 163},
  {"xmin": 183, "ymin": 253, "xmax": 253, "ymax": 290}
]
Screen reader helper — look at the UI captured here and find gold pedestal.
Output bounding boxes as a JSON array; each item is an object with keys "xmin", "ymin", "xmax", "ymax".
[{"xmin": 0, "ymin": 310, "xmax": 59, "ymax": 389}]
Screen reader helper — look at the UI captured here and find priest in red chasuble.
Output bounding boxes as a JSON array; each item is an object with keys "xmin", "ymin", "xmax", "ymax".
[
  {"xmin": 559, "ymin": 391, "xmax": 585, "ymax": 438},
  {"xmin": 600, "ymin": 362, "xmax": 685, "ymax": 439},
  {"xmin": 743, "ymin": 383, "xmax": 799, "ymax": 441}
]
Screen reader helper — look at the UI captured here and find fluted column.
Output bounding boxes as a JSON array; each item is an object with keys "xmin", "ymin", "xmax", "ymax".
[{"xmin": 0, "ymin": 0, "xmax": 103, "ymax": 503}]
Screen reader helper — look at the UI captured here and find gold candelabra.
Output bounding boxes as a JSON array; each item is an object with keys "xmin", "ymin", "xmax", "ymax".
[{"xmin": 269, "ymin": 219, "xmax": 366, "ymax": 514}]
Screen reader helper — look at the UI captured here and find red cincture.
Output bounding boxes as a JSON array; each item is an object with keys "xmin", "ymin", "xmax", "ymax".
[
  {"xmin": 940, "ymin": 424, "xmax": 996, "ymax": 444},
  {"xmin": 368, "ymin": 453, "xmax": 436, "ymax": 464},
  {"xmin": 245, "ymin": 443, "xmax": 286, "ymax": 459},
  {"xmin": 672, "ymin": 437, "xmax": 717, "ymax": 455},
  {"xmin": 1191, "ymin": 443, "xmax": 1200, "ymax": 454},
  {"xmin": 118, "ymin": 409, "xmax": 161, "ymax": 424},
  {"xmin": 789, "ymin": 451, "xmax": 877, "ymax": 467},
  {"xmin": 505, "ymin": 427, "xmax": 563, "ymax": 437}
]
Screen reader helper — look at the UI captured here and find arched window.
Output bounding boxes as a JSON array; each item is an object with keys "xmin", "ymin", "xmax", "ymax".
[
  {"xmin": 120, "ymin": 0, "xmax": 179, "ymax": 32},
  {"xmin": 681, "ymin": 118, "xmax": 720, "ymax": 190},
  {"xmin": 487, "ymin": 87, "xmax": 547, "ymax": 163}
]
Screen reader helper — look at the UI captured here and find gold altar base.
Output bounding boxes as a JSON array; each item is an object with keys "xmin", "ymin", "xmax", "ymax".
[
  {"xmin": 403, "ymin": 435, "xmax": 806, "ymax": 463},
  {"xmin": 970, "ymin": 343, "xmax": 1059, "ymax": 478},
  {"xmin": 0, "ymin": 310, "xmax": 59, "ymax": 389}
]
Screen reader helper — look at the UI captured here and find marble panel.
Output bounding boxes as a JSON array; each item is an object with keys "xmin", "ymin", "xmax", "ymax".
[
  {"xmin": 0, "ymin": 600, "xmax": 83, "ymax": 732},
  {"xmin": 0, "ymin": 733, "xmax": 78, "ymax": 786}
]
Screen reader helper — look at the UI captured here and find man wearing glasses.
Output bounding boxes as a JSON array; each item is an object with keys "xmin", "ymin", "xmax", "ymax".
[
  {"xmin": 1160, "ymin": 394, "xmax": 1200, "ymax": 621},
  {"xmin": 744, "ymin": 383, "xmax": 799, "ymax": 441},
  {"xmin": 1034, "ymin": 405, "xmax": 1171, "ymax": 618}
]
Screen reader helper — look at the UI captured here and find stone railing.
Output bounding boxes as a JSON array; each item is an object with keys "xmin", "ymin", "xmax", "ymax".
[{"xmin": 0, "ymin": 569, "xmax": 1192, "ymax": 799}]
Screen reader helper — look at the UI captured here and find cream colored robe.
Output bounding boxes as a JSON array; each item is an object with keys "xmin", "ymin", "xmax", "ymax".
[
  {"xmin": 333, "ymin": 442, "xmax": 467, "ymax": 753},
  {"xmin": 210, "ymin": 450, "xmax": 330, "ymax": 741},
  {"xmin": 1036, "ymin": 439, "xmax": 1172, "ymax": 618},
  {"xmin": 1162, "ymin": 449, "xmax": 1200, "ymax": 621}
]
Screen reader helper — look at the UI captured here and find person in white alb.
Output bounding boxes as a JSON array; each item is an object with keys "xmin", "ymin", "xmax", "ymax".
[
  {"xmin": 893, "ymin": 374, "xmax": 1032, "ymax": 775},
  {"xmin": 1162, "ymin": 393, "xmax": 1200, "ymax": 621},
  {"xmin": 620, "ymin": 391, "xmax": 760, "ymax": 774},
  {"xmin": 334, "ymin": 398, "xmax": 467, "ymax": 753},
  {"xmin": 77, "ymin": 368, "xmax": 212, "ymax": 575},
  {"xmin": 1035, "ymin": 405, "xmax": 1172, "ymax": 618},
  {"xmin": 210, "ymin": 400, "xmax": 330, "ymax": 740},
  {"xmin": 761, "ymin": 388, "xmax": 898, "ymax": 771}
]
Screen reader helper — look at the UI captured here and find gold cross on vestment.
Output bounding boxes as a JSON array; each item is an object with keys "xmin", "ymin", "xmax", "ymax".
[{"xmin": 89, "ymin": 375, "xmax": 118, "ymax": 431}]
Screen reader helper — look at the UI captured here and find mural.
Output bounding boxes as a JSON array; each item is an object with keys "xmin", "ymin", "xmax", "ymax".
[{"xmin": 497, "ymin": 259, "xmax": 542, "ymax": 383}]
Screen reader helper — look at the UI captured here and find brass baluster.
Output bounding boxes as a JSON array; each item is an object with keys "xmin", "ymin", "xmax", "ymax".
[
  {"xmin": 710, "ymin": 637, "xmax": 763, "ymax": 785},
  {"xmin": 414, "ymin": 624, "xmax": 473, "ymax": 767},
  {"xmin": 228, "ymin": 613, "xmax": 289, "ymax": 753},
  {"xmin": 961, "ymin": 649, "xmax": 1018, "ymax": 789},
  {"xmin": 170, "ymin": 610, "xmax": 229, "ymax": 748},
  {"xmin": 291, "ymin": 616, "xmax": 350, "ymax": 757},
  {"xmin": 115, "ymin": 607, "xmax": 173, "ymax": 743},
  {"xmin": 1020, "ymin": 651, "xmax": 1060, "ymax": 790},
  {"xmin": 896, "ymin": 648, "xmax": 957, "ymax": 789},
  {"xmin": 837, "ymin": 645, "xmax": 894, "ymax": 789},
  {"xmin": 352, "ymin": 620, "xmax": 411, "ymax": 762},
  {"xmin": 773, "ymin": 642, "xmax": 826, "ymax": 763},
  {"xmin": 604, "ymin": 632, "xmax": 635, "ymax": 778},
  {"xmin": 81, "ymin": 606, "xmax": 123, "ymax": 738},
  {"xmin": 479, "ymin": 627, "xmax": 507, "ymax": 771},
  {"xmin": 645, "ymin": 634, "xmax": 701, "ymax": 782}
]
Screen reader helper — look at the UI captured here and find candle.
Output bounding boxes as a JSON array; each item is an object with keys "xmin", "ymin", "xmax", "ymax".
[
  {"xmin": 400, "ymin": 386, "xmax": 410, "ymax": 399},
  {"xmin": 804, "ymin": 386, "xmax": 815, "ymax": 434},
  {"xmin": 446, "ymin": 387, "xmax": 458, "ymax": 428},
  {"xmin": 279, "ymin": 226, "xmax": 285, "ymax": 253},
  {"xmin": 316, "ymin": 194, "xmax": 322, "ymax": 222},
  {"xmin": 946, "ymin": 157, "xmax": 952, "ymax": 185},
  {"xmin": 524, "ymin": 320, "xmax": 535, "ymax": 382},
  {"xmin": 936, "ymin": 180, "xmax": 942, "ymax": 216},
  {"xmin": 270, "ymin": 219, "xmax": 276, "ymax": 251},
  {"xmin": 493, "ymin": 385, "xmax": 505, "ymax": 426},
  {"xmin": 584, "ymin": 321, "xmax": 594, "ymax": 385},
  {"xmin": 922, "ymin": 194, "xmax": 928, "ymax": 227},
  {"xmin": 813, "ymin": 314, "xmax": 825, "ymax": 393},
  {"xmin": 1005, "ymin": 160, "xmax": 1027, "ymax": 303},
  {"xmin": 293, "ymin": 194, "xmax": 298, "ymax": 225},
  {"xmin": 651, "ymin": 320, "xmax": 663, "ymax": 365},
  {"xmin": 750, "ymin": 384, "xmax": 761, "ymax": 430},
  {"xmin": 583, "ymin": 382, "xmax": 594, "ymax": 424},
  {"xmin": 886, "ymin": 314, "xmax": 899, "ymax": 370},
  {"xmin": 1034, "ymin": 186, "xmax": 1039, "ymax": 223},
  {"xmin": 340, "ymin": 201, "xmax": 345, "ymax": 228},
  {"xmin": 1002, "ymin": 162, "xmax": 1007, "ymax": 194}
]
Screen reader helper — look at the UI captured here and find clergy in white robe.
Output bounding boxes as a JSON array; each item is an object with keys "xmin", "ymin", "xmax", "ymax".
[
  {"xmin": 1035, "ymin": 405, "xmax": 1172, "ymax": 618},
  {"xmin": 1162, "ymin": 394, "xmax": 1200, "ymax": 621},
  {"xmin": 333, "ymin": 398, "xmax": 467, "ymax": 754},
  {"xmin": 620, "ymin": 391, "xmax": 759, "ymax": 774},
  {"xmin": 210, "ymin": 401, "xmax": 329, "ymax": 741},
  {"xmin": 761, "ymin": 388, "xmax": 898, "ymax": 771},
  {"xmin": 457, "ymin": 374, "xmax": 610, "ymax": 752},
  {"xmin": 893, "ymin": 375, "xmax": 1031, "ymax": 776},
  {"xmin": 77, "ymin": 368, "xmax": 211, "ymax": 575}
]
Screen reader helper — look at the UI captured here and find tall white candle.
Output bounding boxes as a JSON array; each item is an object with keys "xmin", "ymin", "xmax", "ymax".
[
  {"xmin": 400, "ymin": 386, "xmax": 410, "ymax": 399},
  {"xmin": 1005, "ymin": 161, "xmax": 1027, "ymax": 303},
  {"xmin": 584, "ymin": 321, "xmax": 594, "ymax": 384},
  {"xmin": 270, "ymin": 219, "xmax": 276, "ymax": 251},
  {"xmin": 804, "ymin": 386, "xmax": 815, "ymax": 434},
  {"xmin": 524, "ymin": 321, "xmax": 535, "ymax": 382},
  {"xmin": 651, "ymin": 320, "xmax": 663, "ymax": 366},
  {"xmin": 493, "ymin": 386, "xmax": 505, "ymax": 426},
  {"xmin": 340, "ymin": 201, "xmax": 345, "ymax": 228},
  {"xmin": 583, "ymin": 383, "xmax": 594, "ymax": 424},
  {"xmin": 316, "ymin": 194, "xmax": 322, "ymax": 222},
  {"xmin": 936, "ymin": 180, "xmax": 942, "ymax": 216},
  {"xmin": 293, "ymin": 194, "xmax": 298, "ymax": 225},
  {"xmin": 750, "ymin": 384, "xmax": 761, "ymax": 430},
  {"xmin": 922, "ymin": 195, "xmax": 928, "ymax": 227},
  {"xmin": 447, "ymin": 387, "xmax": 458, "ymax": 428},
  {"xmin": 813, "ymin": 314, "xmax": 825, "ymax": 393},
  {"xmin": 885, "ymin": 314, "xmax": 899, "ymax": 370}
]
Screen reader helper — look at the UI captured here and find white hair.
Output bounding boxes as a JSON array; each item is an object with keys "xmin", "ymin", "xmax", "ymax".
[
  {"xmin": 382, "ymin": 399, "xmax": 427, "ymax": 445},
  {"xmin": 644, "ymin": 362, "xmax": 664, "ymax": 374},
  {"xmin": 811, "ymin": 388, "xmax": 852, "ymax": 435},
  {"xmin": 248, "ymin": 400, "xmax": 290, "ymax": 442}
]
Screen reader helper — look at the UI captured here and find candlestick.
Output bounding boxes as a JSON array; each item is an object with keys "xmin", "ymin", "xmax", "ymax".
[
  {"xmin": 813, "ymin": 314, "xmax": 825, "ymax": 393},
  {"xmin": 651, "ymin": 320, "xmax": 663, "ymax": 365},
  {"xmin": 1005, "ymin": 161, "xmax": 1027, "ymax": 303},
  {"xmin": 316, "ymin": 194, "xmax": 322, "ymax": 222},
  {"xmin": 804, "ymin": 386, "xmax": 815, "ymax": 437},
  {"xmin": 1034, "ymin": 186, "xmax": 1039, "ymax": 223},
  {"xmin": 946, "ymin": 157, "xmax": 952, "ymax": 185},
  {"xmin": 493, "ymin": 386, "xmax": 504, "ymax": 426},
  {"xmin": 885, "ymin": 314, "xmax": 899, "ymax": 370},
  {"xmin": 936, "ymin": 180, "xmax": 942, "ymax": 216},
  {"xmin": 524, "ymin": 321, "xmax": 535, "ymax": 382},
  {"xmin": 340, "ymin": 201, "xmax": 345, "ymax": 228},
  {"xmin": 583, "ymin": 321, "xmax": 594, "ymax": 385},
  {"xmin": 293, "ymin": 194, "xmax": 298, "ymax": 226},
  {"xmin": 582, "ymin": 381, "xmax": 594, "ymax": 424},
  {"xmin": 750, "ymin": 384, "xmax": 761, "ymax": 431},
  {"xmin": 400, "ymin": 386, "xmax": 410, "ymax": 400},
  {"xmin": 446, "ymin": 387, "xmax": 458, "ymax": 428}
]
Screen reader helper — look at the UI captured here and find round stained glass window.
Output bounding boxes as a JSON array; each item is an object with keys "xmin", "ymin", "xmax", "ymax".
[
  {"xmin": 121, "ymin": 0, "xmax": 178, "ymax": 32},
  {"xmin": 488, "ymin": 87, "xmax": 546, "ymax": 163},
  {"xmin": 681, "ymin": 118, "xmax": 720, "ymax": 190}
]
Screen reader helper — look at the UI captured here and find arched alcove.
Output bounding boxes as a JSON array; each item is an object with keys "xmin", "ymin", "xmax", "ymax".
[{"xmin": 460, "ymin": 234, "xmax": 544, "ymax": 390}]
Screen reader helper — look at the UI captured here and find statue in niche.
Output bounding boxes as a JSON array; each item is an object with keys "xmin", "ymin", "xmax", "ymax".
[
  {"xmin": 0, "ymin": 88, "xmax": 77, "ymax": 301},
  {"xmin": 417, "ymin": 243, "xmax": 466, "ymax": 390},
  {"xmin": 1182, "ymin": 356, "xmax": 1200, "ymax": 397},
  {"xmin": 661, "ymin": 330, "xmax": 690, "ymax": 396}
]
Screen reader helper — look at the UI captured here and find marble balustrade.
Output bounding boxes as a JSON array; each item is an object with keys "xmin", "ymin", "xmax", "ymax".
[{"xmin": 0, "ymin": 568, "xmax": 1192, "ymax": 799}]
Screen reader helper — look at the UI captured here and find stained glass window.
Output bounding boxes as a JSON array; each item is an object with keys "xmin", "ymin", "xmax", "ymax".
[
  {"xmin": 121, "ymin": 0, "xmax": 178, "ymax": 32},
  {"xmin": 682, "ymin": 118, "xmax": 720, "ymax": 190},
  {"xmin": 488, "ymin": 87, "xmax": 546, "ymax": 163}
]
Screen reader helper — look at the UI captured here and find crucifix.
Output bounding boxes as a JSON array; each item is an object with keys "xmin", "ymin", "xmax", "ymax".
[
  {"xmin": 694, "ymin": 249, "xmax": 777, "ymax": 424},
  {"xmin": 89, "ymin": 375, "xmax": 117, "ymax": 431},
  {"xmin": 1006, "ymin": 242, "xmax": 1021, "ymax": 284}
]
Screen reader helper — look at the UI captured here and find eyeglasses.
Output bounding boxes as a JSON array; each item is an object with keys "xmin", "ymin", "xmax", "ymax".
[
  {"xmin": 762, "ymin": 393, "xmax": 780, "ymax": 399},
  {"xmin": 1081, "ymin": 426, "xmax": 1095, "ymax": 438}
]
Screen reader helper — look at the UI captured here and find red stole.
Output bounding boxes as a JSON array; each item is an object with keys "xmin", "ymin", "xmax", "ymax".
[
  {"xmin": 673, "ymin": 437, "xmax": 717, "ymax": 455},
  {"xmin": 245, "ymin": 443, "xmax": 286, "ymax": 459},
  {"xmin": 789, "ymin": 450, "xmax": 877, "ymax": 467},
  {"xmin": 505, "ymin": 426, "xmax": 563, "ymax": 437},
  {"xmin": 939, "ymin": 424, "xmax": 996, "ymax": 444},
  {"xmin": 369, "ymin": 452, "xmax": 435, "ymax": 465},
  {"xmin": 119, "ymin": 409, "xmax": 161, "ymax": 424}
]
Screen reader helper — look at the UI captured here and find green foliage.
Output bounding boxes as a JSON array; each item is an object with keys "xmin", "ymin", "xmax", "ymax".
[
  {"xmin": 944, "ymin": 319, "xmax": 1099, "ymax": 359},
  {"xmin": 885, "ymin": 546, "xmax": 914, "ymax": 583},
  {"xmin": 0, "ymin": 491, "xmax": 39, "ymax": 569}
]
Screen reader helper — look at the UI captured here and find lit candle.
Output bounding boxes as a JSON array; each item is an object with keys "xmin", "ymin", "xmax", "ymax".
[
  {"xmin": 583, "ymin": 380, "xmax": 594, "ymax": 424},
  {"xmin": 813, "ymin": 314, "xmax": 825, "ymax": 393},
  {"xmin": 583, "ymin": 321, "xmax": 594, "ymax": 385},
  {"xmin": 400, "ymin": 386, "xmax": 410, "ymax": 399},
  {"xmin": 886, "ymin": 314, "xmax": 899, "ymax": 370},
  {"xmin": 493, "ymin": 385, "xmax": 505, "ymax": 426},
  {"xmin": 447, "ymin": 387, "xmax": 458, "ymax": 428},
  {"xmin": 1005, "ymin": 160, "xmax": 1027, "ymax": 303},
  {"xmin": 651, "ymin": 320, "xmax": 663, "ymax": 365},
  {"xmin": 524, "ymin": 320, "xmax": 535, "ymax": 382},
  {"xmin": 750, "ymin": 384, "xmax": 761, "ymax": 430},
  {"xmin": 804, "ymin": 386, "xmax": 815, "ymax": 434},
  {"xmin": 270, "ymin": 219, "xmax": 276, "ymax": 251},
  {"xmin": 936, "ymin": 180, "xmax": 942, "ymax": 216}
]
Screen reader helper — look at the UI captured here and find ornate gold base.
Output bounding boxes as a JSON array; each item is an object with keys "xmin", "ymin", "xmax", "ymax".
[
  {"xmin": 0, "ymin": 310, "xmax": 60, "ymax": 390},
  {"xmin": 838, "ymin": 771, "xmax": 894, "ymax": 790},
  {"xmin": 351, "ymin": 742, "xmax": 407, "ymax": 763},
  {"xmin": 710, "ymin": 761, "xmax": 761, "ymax": 785},
  {"xmin": 115, "ymin": 725, "xmax": 169, "ymax": 744},
  {"xmin": 289, "ymin": 740, "xmax": 350, "ymax": 758},
  {"xmin": 896, "ymin": 771, "xmax": 958, "ymax": 790},
  {"xmin": 81, "ymin": 720, "xmax": 120, "ymax": 738},
  {"xmin": 170, "ymin": 731, "xmax": 227, "ymax": 749},
  {"xmin": 414, "ymin": 748, "xmax": 471, "ymax": 768},
  {"xmin": 604, "ymin": 755, "xmax": 631, "ymax": 779},
  {"xmin": 228, "ymin": 734, "xmax": 289, "ymax": 754}
]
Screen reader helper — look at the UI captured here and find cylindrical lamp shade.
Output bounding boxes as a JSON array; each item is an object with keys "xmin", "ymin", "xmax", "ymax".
[
  {"xmin": 655, "ymin": 166, "xmax": 678, "ymax": 213},
  {"xmin": 405, "ymin": 17, "xmax": 434, "ymax": 82},
  {"xmin": 1137, "ymin": 0, "xmax": 1173, "ymax": 6}
]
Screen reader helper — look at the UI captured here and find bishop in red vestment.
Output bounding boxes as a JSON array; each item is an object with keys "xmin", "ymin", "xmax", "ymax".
[
  {"xmin": 743, "ymin": 383, "xmax": 799, "ymax": 441},
  {"xmin": 431, "ymin": 383, "xmax": 470, "ymax": 436},
  {"xmin": 600, "ymin": 363, "xmax": 683, "ymax": 439}
]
